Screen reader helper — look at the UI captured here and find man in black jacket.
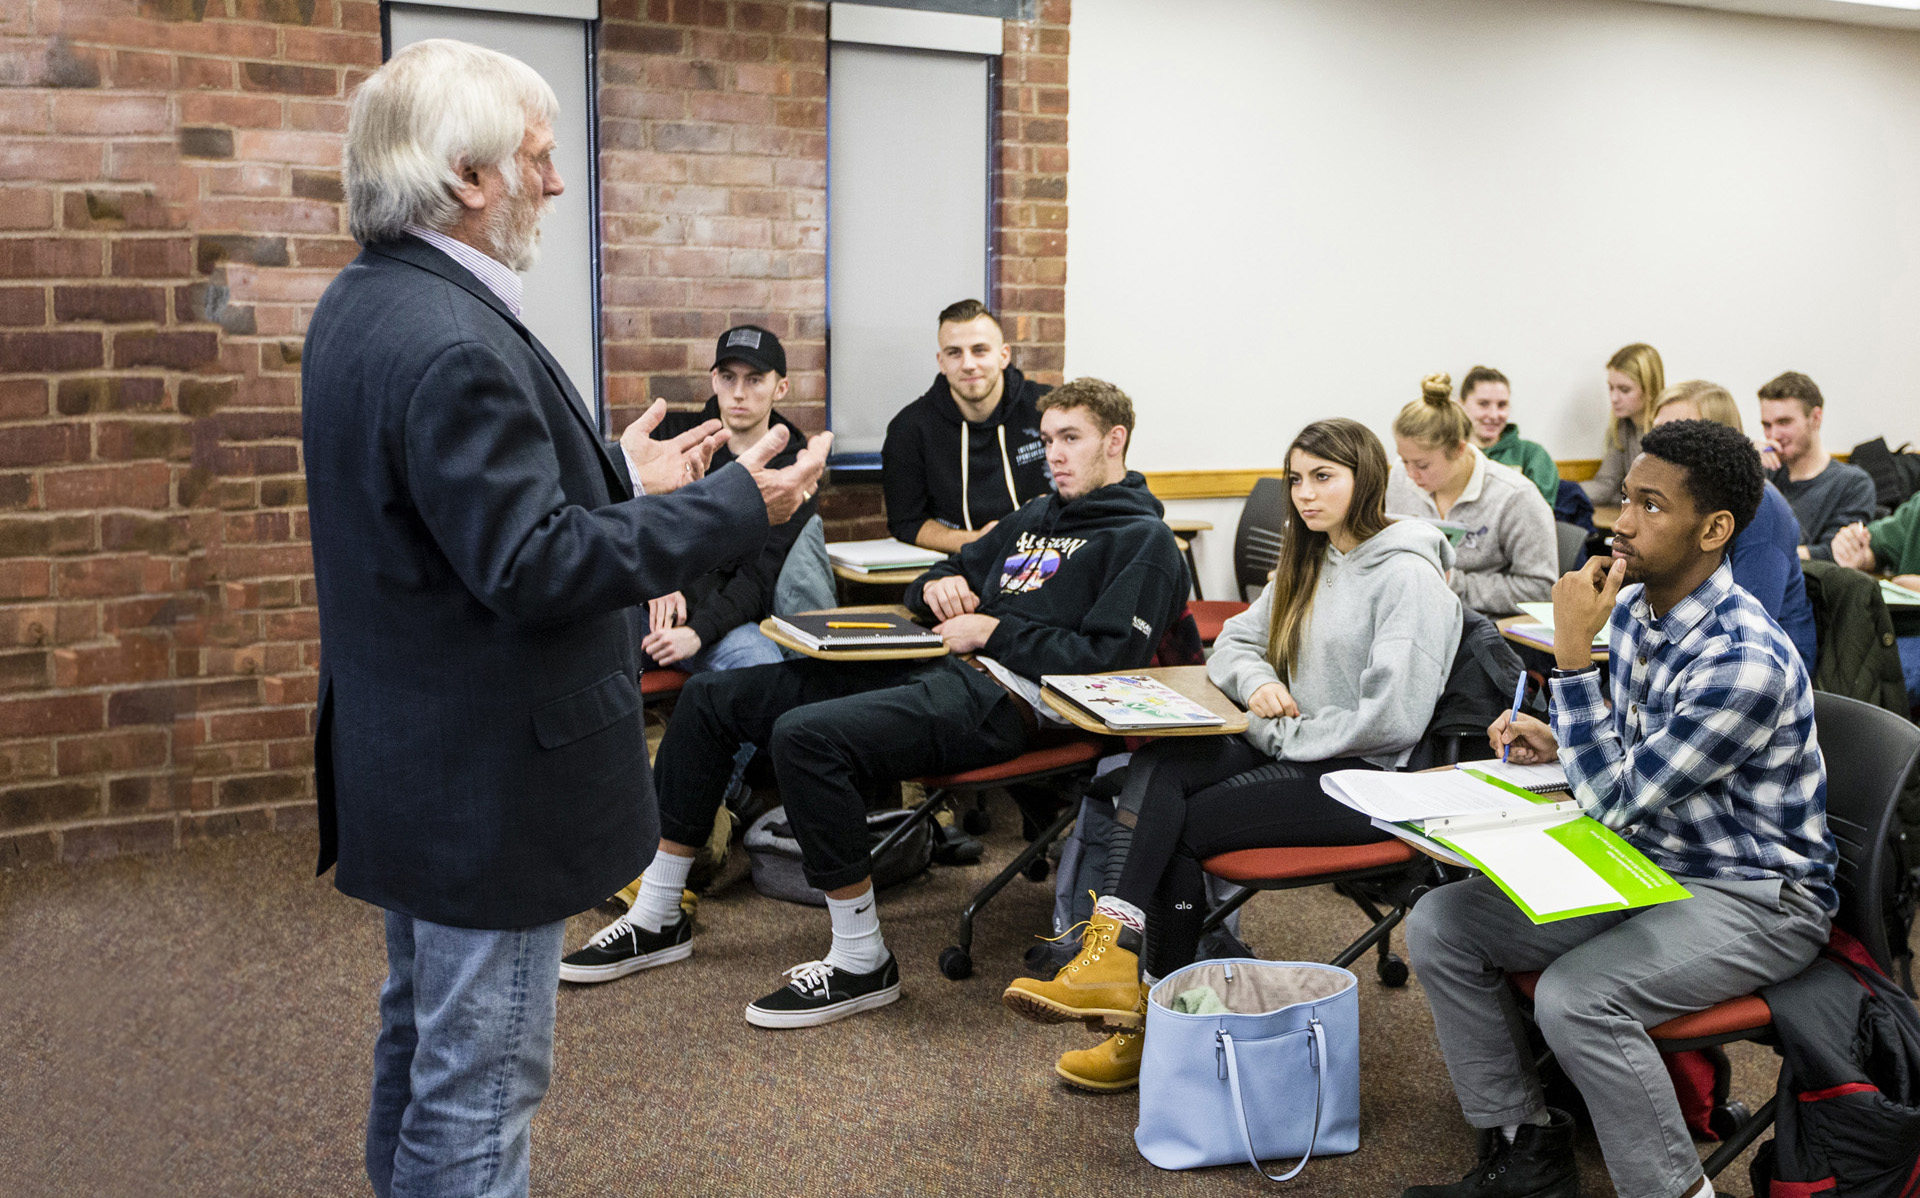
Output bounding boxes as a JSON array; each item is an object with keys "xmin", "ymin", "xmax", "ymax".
[
  {"xmin": 643, "ymin": 325, "xmax": 822, "ymax": 673},
  {"xmin": 881, "ymin": 299, "xmax": 1053, "ymax": 553},
  {"xmin": 561, "ymin": 379, "xmax": 1188, "ymax": 1029},
  {"xmin": 305, "ymin": 41, "xmax": 825, "ymax": 1198}
]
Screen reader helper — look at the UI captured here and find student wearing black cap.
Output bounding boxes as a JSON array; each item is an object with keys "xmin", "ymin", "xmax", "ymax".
[{"xmin": 638, "ymin": 325, "xmax": 827, "ymax": 673}]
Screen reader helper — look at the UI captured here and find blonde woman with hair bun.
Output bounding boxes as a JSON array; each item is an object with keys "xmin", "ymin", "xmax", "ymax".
[
  {"xmin": 1582, "ymin": 342, "xmax": 1664, "ymax": 504},
  {"xmin": 1651, "ymin": 381, "xmax": 1817, "ymax": 668},
  {"xmin": 1387, "ymin": 372, "xmax": 1558, "ymax": 616}
]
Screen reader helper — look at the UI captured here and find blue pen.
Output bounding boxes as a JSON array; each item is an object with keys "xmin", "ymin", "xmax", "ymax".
[{"xmin": 1503, "ymin": 669, "xmax": 1528, "ymax": 763}]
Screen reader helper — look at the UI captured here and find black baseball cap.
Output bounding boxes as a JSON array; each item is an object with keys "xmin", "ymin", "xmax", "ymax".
[{"xmin": 711, "ymin": 325, "xmax": 785, "ymax": 376}]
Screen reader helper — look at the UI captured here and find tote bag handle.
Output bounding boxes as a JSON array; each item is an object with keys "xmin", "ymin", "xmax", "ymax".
[{"xmin": 1220, "ymin": 1017, "xmax": 1326, "ymax": 1183}]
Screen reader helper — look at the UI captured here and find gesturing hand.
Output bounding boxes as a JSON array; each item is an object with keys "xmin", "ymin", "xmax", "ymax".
[
  {"xmin": 922, "ymin": 575, "xmax": 980, "ymax": 623},
  {"xmin": 1489, "ymin": 710, "xmax": 1559, "ymax": 765},
  {"xmin": 1830, "ymin": 523, "xmax": 1877, "ymax": 573},
  {"xmin": 622, "ymin": 399, "xmax": 725, "ymax": 496},
  {"xmin": 647, "ymin": 591, "xmax": 687, "ymax": 633},
  {"xmin": 736, "ymin": 426, "xmax": 832, "ymax": 526},
  {"xmin": 1247, "ymin": 681, "xmax": 1298, "ymax": 719},
  {"xmin": 1552, "ymin": 557, "xmax": 1623, "ymax": 672}
]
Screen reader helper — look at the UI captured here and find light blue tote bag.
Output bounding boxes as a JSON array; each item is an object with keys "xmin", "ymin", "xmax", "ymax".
[{"xmin": 1135, "ymin": 959, "xmax": 1360, "ymax": 1180}]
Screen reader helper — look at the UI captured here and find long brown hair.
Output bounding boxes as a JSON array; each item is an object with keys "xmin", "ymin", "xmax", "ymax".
[{"xmin": 1265, "ymin": 419, "xmax": 1392, "ymax": 680}]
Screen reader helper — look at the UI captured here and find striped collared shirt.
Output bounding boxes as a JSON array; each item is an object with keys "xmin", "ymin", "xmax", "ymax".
[
  {"xmin": 1549, "ymin": 561, "xmax": 1838, "ymax": 911},
  {"xmin": 403, "ymin": 224, "xmax": 523, "ymax": 319}
]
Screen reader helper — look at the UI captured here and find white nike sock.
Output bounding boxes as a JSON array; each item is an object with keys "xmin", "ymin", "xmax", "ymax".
[
  {"xmin": 822, "ymin": 888, "xmax": 887, "ymax": 974},
  {"xmin": 631, "ymin": 850, "xmax": 694, "ymax": 932}
]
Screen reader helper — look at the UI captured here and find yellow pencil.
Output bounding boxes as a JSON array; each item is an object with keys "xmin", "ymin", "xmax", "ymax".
[{"xmin": 826, "ymin": 621, "xmax": 893, "ymax": 629}]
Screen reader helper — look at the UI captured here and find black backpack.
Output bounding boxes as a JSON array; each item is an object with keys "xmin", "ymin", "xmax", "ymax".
[
  {"xmin": 1404, "ymin": 607, "xmax": 1527, "ymax": 769},
  {"xmin": 1849, "ymin": 437, "xmax": 1920, "ymax": 514},
  {"xmin": 1749, "ymin": 944, "xmax": 1920, "ymax": 1198}
]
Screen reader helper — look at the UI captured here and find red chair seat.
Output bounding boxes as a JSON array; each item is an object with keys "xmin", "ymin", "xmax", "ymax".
[
  {"xmin": 641, "ymin": 669, "xmax": 690, "ymax": 698},
  {"xmin": 1188, "ymin": 599, "xmax": 1250, "ymax": 645},
  {"xmin": 1508, "ymin": 971, "xmax": 1772, "ymax": 1041},
  {"xmin": 918, "ymin": 737, "xmax": 1103, "ymax": 789},
  {"xmin": 1202, "ymin": 840, "xmax": 1416, "ymax": 883}
]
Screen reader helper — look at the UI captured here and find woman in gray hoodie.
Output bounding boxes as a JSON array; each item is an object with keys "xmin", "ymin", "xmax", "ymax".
[{"xmin": 1001, "ymin": 418, "xmax": 1462, "ymax": 1092}]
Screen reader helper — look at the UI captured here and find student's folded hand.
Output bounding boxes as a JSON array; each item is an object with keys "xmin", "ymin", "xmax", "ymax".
[
  {"xmin": 935, "ymin": 613, "xmax": 998, "ymax": 655},
  {"xmin": 922, "ymin": 575, "xmax": 980, "ymax": 622},
  {"xmin": 648, "ymin": 591, "xmax": 687, "ymax": 632},
  {"xmin": 1246, "ymin": 681, "xmax": 1298, "ymax": 720},
  {"xmin": 1830, "ymin": 523, "xmax": 1877, "ymax": 573}
]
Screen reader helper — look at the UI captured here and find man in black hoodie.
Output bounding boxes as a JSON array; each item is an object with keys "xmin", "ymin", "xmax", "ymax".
[
  {"xmin": 560, "ymin": 378, "xmax": 1188, "ymax": 1029},
  {"xmin": 882, "ymin": 299, "xmax": 1053, "ymax": 554},
  {"xmin": 641, "ymin": 325, "xmax": 821, "ymax": 672}
]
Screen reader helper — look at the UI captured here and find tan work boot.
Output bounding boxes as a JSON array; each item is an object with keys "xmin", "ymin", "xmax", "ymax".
[
  {"xmin": 1003, "ymin": 911, "xmax": 1144, "ymax": 1028},
  {"xmin": 1056, "ymin": 1029, "xmax": 1144, "ymax": 1092}
]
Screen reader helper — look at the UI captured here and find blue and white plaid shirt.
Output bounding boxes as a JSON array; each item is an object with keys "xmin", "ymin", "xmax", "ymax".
[{"xmin": 1549, "ymin": 562, "xmax": 1838, "ymax": 911}]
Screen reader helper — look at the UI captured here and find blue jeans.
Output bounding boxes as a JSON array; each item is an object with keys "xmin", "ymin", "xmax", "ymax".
[
  {"xmin": 681, "ymin": 621, "xmax": 789, "ymax": 674},
  {"xmin": 367, "ymin": 911, "xmax": 565, "ymax": 1198},
  {"xmin": 1900, "ymin": 635, "xmax": 1920, "ymax": 706}
]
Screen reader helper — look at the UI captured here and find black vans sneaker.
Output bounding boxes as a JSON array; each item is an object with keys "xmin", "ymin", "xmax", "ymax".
[
  {"xmin": 744, "ymin": 954, "xmax": 901, "ymax": 1029},
  {"xmin": 558, "ymin": 912, "xmax": 692, "ymax": 984}
]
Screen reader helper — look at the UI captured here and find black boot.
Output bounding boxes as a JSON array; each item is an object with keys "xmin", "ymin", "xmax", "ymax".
[{"xmin": 1402, "ymin": 1109, "xmax": 1579, "ymax": 1198}]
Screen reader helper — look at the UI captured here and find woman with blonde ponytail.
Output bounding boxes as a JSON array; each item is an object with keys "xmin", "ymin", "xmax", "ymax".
[
  {"xmin": 1388, "ymin": 373, "xmax": 1557, "ymax": 616},
  {"xmin": 1001, "ymin": 419, "xmax": 1462, "ymax": 1094}
]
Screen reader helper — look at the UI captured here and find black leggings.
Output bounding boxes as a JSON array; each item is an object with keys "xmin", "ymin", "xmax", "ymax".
[{"xmin": 1111, "ymin": 736, "xmax": 1386, "ymax": 978}]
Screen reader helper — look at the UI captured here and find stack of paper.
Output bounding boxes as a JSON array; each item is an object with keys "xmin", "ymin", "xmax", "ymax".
[
  {"xmin": 825, "ymin": 539, "xmax": 943, "ymax": 575},
  {"xmin": 1321, "ymin": 764, "xmax": 1688, "ymax": 924},
  {"xmin": 1881, "ymin": 578, "xmax": 1920, "ymax": 608},
  {"xmin": 1508, "ymin": 602, "xmax": 1609, "ymax": 651}
]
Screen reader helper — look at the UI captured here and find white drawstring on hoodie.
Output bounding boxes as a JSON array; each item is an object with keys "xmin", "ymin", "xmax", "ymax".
[{"xmin": 959, "ymin": 421, "xmax": 1022, "ymax": 532}]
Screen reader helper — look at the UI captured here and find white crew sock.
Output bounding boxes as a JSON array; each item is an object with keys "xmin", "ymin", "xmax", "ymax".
[
  {"xmin": 1094, "ymin": 895, "xmax": 1146, "ymax": 934},
  {"xmin": 631, "ymin": 851, "xmax": 694, "ymax": 932},
  {"xmin": 1499, "ymin": 1110, "xmax": 1553, "ymax": 1143},
  {"xmin": 822, "ymin": 888, "xmax": 888, "ymax": 974}
]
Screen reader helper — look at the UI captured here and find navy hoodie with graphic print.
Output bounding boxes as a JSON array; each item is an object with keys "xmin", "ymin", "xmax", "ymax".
[
  {"xmin": 882, "ymin": 367, "xmax": 1052, "ymax": 544},
  {"xmin": 905, "ymin": 470, "xmax": 1187, "ymax": 680}
]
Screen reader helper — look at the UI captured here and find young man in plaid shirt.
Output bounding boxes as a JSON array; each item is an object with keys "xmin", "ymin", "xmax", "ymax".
[{"xmin": 1402, "ymin": 420, "xmax": 1838, "ymax": 1198}]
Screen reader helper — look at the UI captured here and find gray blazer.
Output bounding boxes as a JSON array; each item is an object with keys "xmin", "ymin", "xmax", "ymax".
[{"xmin": 302, "ymin": 236, "xmax": 768, "ymax": 928}]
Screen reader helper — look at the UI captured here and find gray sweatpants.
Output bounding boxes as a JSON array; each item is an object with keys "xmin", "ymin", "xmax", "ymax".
[{"xmin": 1405, "ymin": 874, "xmax": 1829, "ymax": 1198}]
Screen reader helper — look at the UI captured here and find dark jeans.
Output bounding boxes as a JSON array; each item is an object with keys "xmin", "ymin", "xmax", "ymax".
[
  {"xmin": 653, "ymin": 656, "xmax": 1031, "ymax": 891},
  {"xmin": 1112, "ymin": 735, "xmax": 1384, "ymax": 977}
]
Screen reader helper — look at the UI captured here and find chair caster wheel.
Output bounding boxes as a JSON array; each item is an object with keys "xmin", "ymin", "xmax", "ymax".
[
  {"xmin": 1708, "ymin": 1099, "xmax": 1751, "ymax": 1141},
  {"xmin": 1377, "ymin": 952, "xmax": 1410, "ymax": 987},
  {"xmin": 1024, "ymin": 856, "xmax": 1050, "ymax": 882},
  {"xmin": 962, "ymin": 808, "xmax": 991, "ymax": 835},
  {"xmin": 939, "ymin": 946, "xmax": 973, "ymax": 980}
]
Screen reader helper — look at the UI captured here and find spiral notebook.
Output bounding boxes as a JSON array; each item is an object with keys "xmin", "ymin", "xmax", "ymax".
[{"xmin": 1452, "ymin": 760, "xmax": 1571, "ymax": 795}]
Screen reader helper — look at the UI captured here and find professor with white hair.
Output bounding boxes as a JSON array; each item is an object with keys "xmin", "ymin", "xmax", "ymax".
[{"xmin": 302, "ymin": 39, "xmax": 829, "ymax": 1197}]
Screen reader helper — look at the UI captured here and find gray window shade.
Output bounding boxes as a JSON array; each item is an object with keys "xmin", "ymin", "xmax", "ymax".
[
  {"xmin": 827, "ymin": 43, "xmax": 990, "ymax": 456},
  {"xmin": 386, "ymin": 5, "xmax": 600, "ymax": 417}
]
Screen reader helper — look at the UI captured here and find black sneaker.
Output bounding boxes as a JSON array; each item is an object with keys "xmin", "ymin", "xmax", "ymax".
[
  {"xmin": 558, "ymin": 912, "xmax": 692, "ymax": 984},
  {"xmin": 744, "ymin": 954, "xmax": 901, "ymax": 1029},
  {"xmin": 1402, "ymin": 1108, "xmax": 1579, "ymax": 1198}
]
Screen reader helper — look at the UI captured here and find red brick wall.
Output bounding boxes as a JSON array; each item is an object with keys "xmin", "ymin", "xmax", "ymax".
[{"xmin": 0, "ymin": 0, "xmax": 1067, "ymax": 866}]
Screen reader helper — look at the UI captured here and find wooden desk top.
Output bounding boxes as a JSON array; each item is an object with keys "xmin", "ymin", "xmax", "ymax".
[
  {"xmin": 830, "ymin": 562, "xmax": 928, "ymax": 586},
  {"xmin": 1592, "ymin": 505, "xmax": 1620, "ymax": 531},
  {"xmin": 760, "ymin": 604, "xmax": 949, "ymax": 662},
  {"xmin": 1040, "ymin": 665, "xmax": 1249, "ymax": 737},
  {"xmin": 1496, "ymin": 614, "xmax": 1608, "ymax": 664},
  {"xmin": 1166, "ymin": 518, "xmax": 1214, "ymax": 535}
]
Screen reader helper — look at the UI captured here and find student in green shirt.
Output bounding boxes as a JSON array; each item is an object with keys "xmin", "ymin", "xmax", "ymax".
[
  {"xmin": 1832, "ymin": 493, "xmax": 1920, "ymax": 702},
  {"xmin": 1459, "ymin": 365, "xmax": 1559, "ymax": 506}
]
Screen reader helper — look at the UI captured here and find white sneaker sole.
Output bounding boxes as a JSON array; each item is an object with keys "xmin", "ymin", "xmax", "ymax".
[
  {"xmin": 557, "ymin": 941, "xmax": 692, "ymax": 985},
  {"xmin": 743, "ymin": 982, "xmax": 902, "ymax": 1029}
]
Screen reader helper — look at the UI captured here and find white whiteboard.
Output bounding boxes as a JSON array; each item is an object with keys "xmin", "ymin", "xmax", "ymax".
[
  {"xmin": 827, "ymin": 42, "xmax": 991, "ymax": 457},
  {"xmin": 387, "ymin": 5, "xmax": 600, "ymax": 417},
  {"xmin": 1068, "ymin": 0, "xmax": 1920, "ymax": 469}
]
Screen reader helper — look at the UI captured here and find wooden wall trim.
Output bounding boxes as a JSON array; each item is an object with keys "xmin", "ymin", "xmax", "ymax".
[{"xmin": 1147, "ymin": 460, "xmax": 1607, "ymax": 499}]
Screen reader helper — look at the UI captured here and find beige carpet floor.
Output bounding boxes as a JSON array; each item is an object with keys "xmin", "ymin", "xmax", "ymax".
[{"xmin": 2, "ymin": 791, "xmax": 1874, "ymax": 1197}]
